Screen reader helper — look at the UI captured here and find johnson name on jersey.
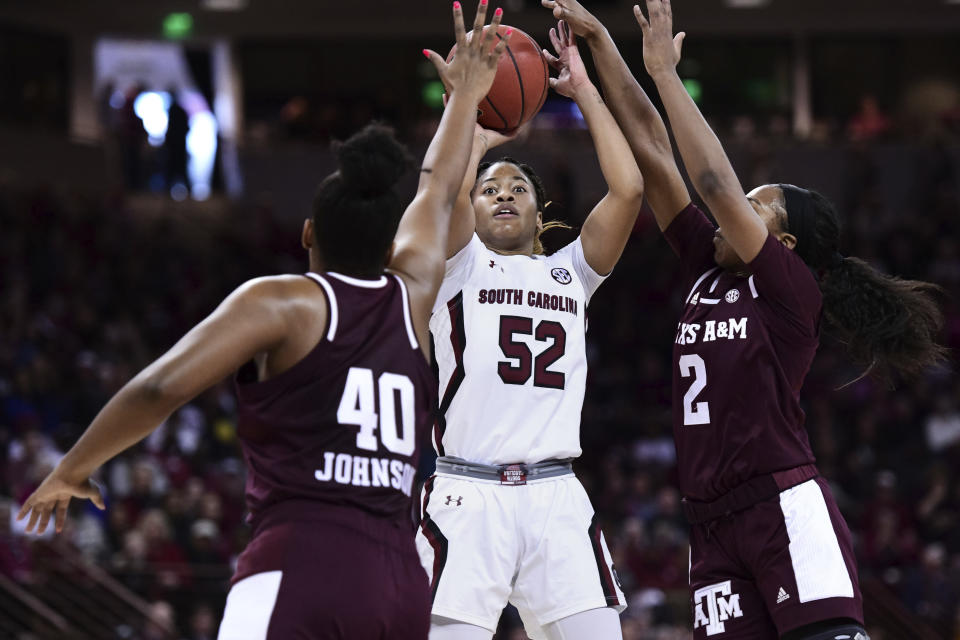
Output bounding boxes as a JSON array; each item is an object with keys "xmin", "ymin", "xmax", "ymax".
[{"xmin": 430, "ymin": 234, "xmax": 607, "ymax": 465}]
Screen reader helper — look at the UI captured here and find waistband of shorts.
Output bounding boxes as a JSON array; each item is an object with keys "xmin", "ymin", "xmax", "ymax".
[
  {"xmin": 251, "ymin": 499, "xmax": 413, "ymax": 541},
  {"xmin": 681, "ymin": 464, "xmax": 820, "ymax": 525},
  {"xmin": 434, "ymin": 456, "xmax": 574, "ymax": 485}
]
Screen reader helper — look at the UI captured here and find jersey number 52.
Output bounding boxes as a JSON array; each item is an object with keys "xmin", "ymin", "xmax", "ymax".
[{"xmin": 497, "ymin": 315, "xmax": 567, "ymax": 389}]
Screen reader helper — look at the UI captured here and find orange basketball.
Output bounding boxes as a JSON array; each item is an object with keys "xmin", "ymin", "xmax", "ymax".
[{"xmin": 447, "ymin": 25, "xmax": 549, "ymax": 133}]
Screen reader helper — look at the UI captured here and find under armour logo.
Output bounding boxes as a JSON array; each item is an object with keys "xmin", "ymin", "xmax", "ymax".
[
  {"xmin": 445, "ymin": 495, "xmax": 462, "ymax": 506},
  {"xmin": 489, "ymin": 260, "xmax": 496, "ymax": 268}
]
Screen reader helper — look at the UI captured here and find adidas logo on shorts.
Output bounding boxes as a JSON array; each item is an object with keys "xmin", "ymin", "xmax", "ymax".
[{"xmin": 776, "ymin": 587, "xmax": 790, "ymax": 604}]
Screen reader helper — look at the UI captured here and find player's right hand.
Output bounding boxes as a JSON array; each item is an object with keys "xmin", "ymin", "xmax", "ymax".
[
  {"xmin": 634, "ymin": 0, "xmax": 685, "ymax": 80},
  {"xmin": 424, "ymin": 1, "xmax": 511, "ymax": 105},
  {"xmin": 17, "ymin": 468, "xmax": 106, "ymax": 535},
  {"xmin": 540, "ymin": 0, "xmax": 602, "ymax": 41}
]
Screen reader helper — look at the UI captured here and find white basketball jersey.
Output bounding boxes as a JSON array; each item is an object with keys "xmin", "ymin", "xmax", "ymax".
[{"xmin": 430, "ymin": 234, "xmax": 607, "ymax": 465}]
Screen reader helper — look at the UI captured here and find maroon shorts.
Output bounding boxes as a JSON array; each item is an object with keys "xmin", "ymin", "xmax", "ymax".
[
  {"xmin": 222, "ymin": 502, "xmax": 430, "ymax": 640},
  {"xmin": 689, "ymin": 478, "xmax": 863, "ymax": 639}
]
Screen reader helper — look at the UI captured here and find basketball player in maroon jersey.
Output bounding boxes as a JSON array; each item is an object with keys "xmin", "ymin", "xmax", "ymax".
[
  {"xmin": 544, "ymin": 0, "xmax": 945, "ymax": 639},
  {"xmin": 16, "ymin": 3, "xmax": 509, "ymax": 638}
]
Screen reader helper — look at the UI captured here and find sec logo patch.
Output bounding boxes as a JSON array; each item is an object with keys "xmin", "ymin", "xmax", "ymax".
[
  {"xmin": 551, "ymin": 267, "xmax": 572, "ymax": 285},
  {"xmin": 725, "ymin": 289, "xmax": 740, "ymax": 303}
]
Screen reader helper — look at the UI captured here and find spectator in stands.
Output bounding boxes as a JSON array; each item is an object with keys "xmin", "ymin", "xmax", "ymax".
[
  {"xmin": 187, "ymin": 603, "xmax": 217, "ymax": 640},
  {"xmin": 901, "ymin": 543, "xmax": 958, "ymax": 638},
  {"xmin": 848, "ymin": 94, "xmax": 893, "ymax": 141}
]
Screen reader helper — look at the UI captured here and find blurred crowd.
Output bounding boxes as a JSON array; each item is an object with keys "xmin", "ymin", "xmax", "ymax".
[{"xmin": 1, "ymin": 129, "xmax": 959, "ymax": 639}]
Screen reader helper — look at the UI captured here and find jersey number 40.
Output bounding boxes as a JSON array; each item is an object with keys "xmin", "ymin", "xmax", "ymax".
[
  {"xmin": 337, "ymin": 367, "xmax": 416, "ymax": 456},
  {"xmin": 497, "ymin": 315, "xmax": 567, "ymax": 390}
]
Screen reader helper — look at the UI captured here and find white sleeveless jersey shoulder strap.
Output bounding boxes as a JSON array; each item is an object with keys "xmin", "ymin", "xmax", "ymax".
[{"xmin": 304, "ymin": 272, "xmax": 338, "ymax": 341}]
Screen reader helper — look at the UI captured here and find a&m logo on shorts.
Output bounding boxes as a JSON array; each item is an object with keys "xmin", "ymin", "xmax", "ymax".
[
  {"xmin": 725, "ymin": 289, "xmax": 740, "ymax": 303},
  {"xmin": 693, "ymin": 580, "xmax": 743, "ymax": 636},
  {"xmin": 551, "ymin": 267, "xmax": 572, "ymax": 285}
]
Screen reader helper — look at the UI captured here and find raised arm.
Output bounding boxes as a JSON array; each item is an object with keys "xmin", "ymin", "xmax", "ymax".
[
  {"xmin": 17, "ymin": 277, "xmax": 299, "ymax": 534},
  {"xmin": 542, "ymin": 0, "xmax": 689, "ymax": 230},
  {"xmin": 635, "ymin": 0, "xmax": 767, "ymax": 262},
  {"xmin": 446, "ymin": 124, "xmax": 517, "ymax": 258},
  {"xmin": 388, "ymin": 0, "xmax": 508, "ymax": 348},
  {"xmin": 544, "ymin": 20, "xmax": 644, "ymax": 276}
]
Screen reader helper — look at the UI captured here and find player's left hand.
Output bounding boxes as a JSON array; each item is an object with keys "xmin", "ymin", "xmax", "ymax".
[
  {"xmin": 634, "ymin": 0, "xmax": 685, "ymax": 80},
  {"xmin": 17, "ymin": 469, "xmax": 106, "ymax": 535},
  {"xmin": 544, "ymin": 20, "xmax": 592, "ymax": 100}
]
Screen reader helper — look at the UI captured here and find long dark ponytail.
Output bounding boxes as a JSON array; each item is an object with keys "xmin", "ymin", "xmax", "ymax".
[{"xmin": 783, "ymin": 186, "xmax": 947, "ymax": 379}]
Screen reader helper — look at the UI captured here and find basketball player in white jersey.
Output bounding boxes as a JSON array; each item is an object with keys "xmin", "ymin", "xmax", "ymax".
[{"xmin": 416, "ymin": 21, "xmax": 644, "ymax": 640}]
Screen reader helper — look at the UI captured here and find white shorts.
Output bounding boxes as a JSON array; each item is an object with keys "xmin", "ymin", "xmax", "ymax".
[{"xmin": 415, "ymin": 473, "xmax": 626, "ymax": 635}]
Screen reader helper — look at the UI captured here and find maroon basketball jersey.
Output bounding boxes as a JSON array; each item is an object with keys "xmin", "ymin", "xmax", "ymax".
[
  {"xmin": 234, "ymin": 271, "xmax": 435, "ymax": 529},
  {"xmin": 664, "ymin": 205, "xmax": 821, "ymax": 502}
]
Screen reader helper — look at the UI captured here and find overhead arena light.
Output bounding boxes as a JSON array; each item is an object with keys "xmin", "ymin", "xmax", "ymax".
[
  {"xmin": 201, "ymin": 0, "xmax": 249, "ymax": 11},
  {"xmin": 724, "ymin": 0, "xmax": 771, "ymax": 7}
]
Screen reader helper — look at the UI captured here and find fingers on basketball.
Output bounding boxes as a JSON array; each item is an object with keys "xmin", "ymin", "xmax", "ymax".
[
  {"xmin": 482, "ymin": 8, "xmax": 503, "ymax": 53},
  {"xmin": 491, "ymin": 28, "xmax": 511, "ymax": 65}
]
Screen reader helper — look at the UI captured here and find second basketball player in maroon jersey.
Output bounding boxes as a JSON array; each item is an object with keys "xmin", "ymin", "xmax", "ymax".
[
  {"xmin": 546, "ymin": 0, "xmax": 945, "ymax": 638},
  {"xmin": 17, "ymin": 3, "xmax": 511, "ymax": 638}
]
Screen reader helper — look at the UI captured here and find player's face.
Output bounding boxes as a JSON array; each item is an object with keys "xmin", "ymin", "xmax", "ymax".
[
  {"xmin": 713, "ymin": 184, "xmax": 787, "ymax": 269},
  {"xmin": 472, "ymin": 162, "xmax": 541, "ymax": 254}
]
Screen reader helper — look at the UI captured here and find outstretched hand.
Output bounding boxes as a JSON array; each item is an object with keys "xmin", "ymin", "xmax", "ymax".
[
  {"xmin": 634, "ymin": 0, "xmax": 685, "ymax": 79},
  {"xmin": 539, "ymin": 0, "xmax": 602, "ymax": 41},
  {"xmin": 543, "ymin": 20, "xmax": 592, "ymax": 100},
  {"xmin": 424, "ymin": 1, "xmax": 511, "ymax": 104},
  {"xmin": 17, "ymin": 469, "xmax": 105, "ymax": 535}
]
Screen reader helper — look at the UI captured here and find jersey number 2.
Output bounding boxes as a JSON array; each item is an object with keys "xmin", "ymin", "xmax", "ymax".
[
  {"xmin": 337, "ymin": 367, "xmax": 416, "ymax": 455},
  {"xmin": 679, "ymin": 354, "xmax": 710, "ymax": 426},
  {"xmin": 498, "ymin": 316, "xmax": 566, "ymax": 389}
]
